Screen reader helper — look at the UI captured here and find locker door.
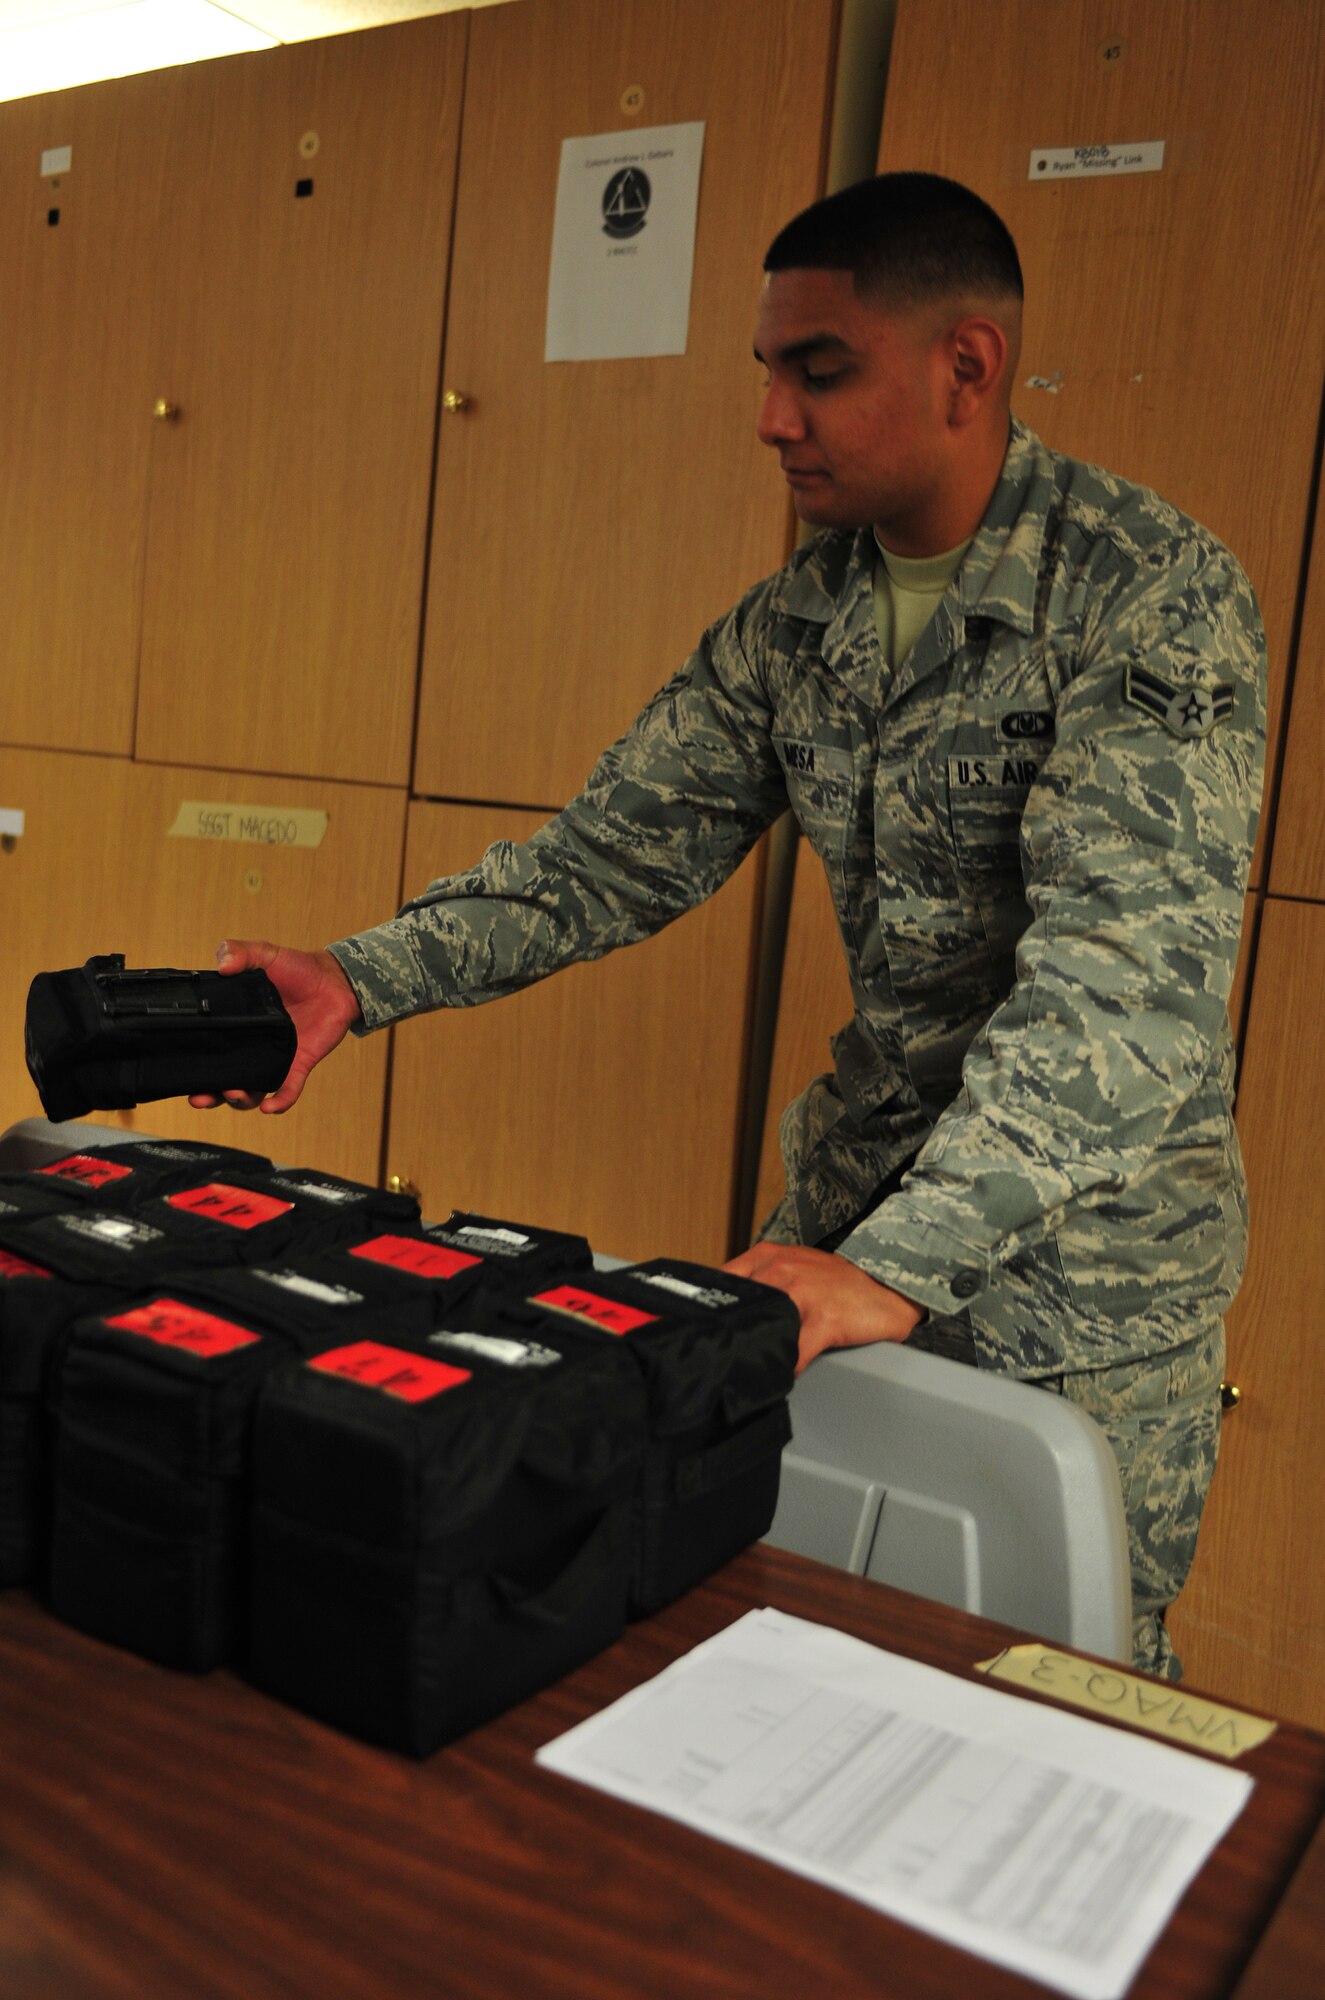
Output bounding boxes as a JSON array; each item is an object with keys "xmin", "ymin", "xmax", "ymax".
[
  {"xmin": 1268, "ymin": 462, "xmax": 1325, "ymax": 899},
  {"xmin": 414, "ymin": 0, "xmax": 840, "ymax": 810},
  {"xmin": 1168, "ymin": 898, "xmax": 1325, "ymax": 1729},
  {"xmin": 0, "ymin": 748, "xmax": 406, "ymax": 1184},
  {"xmin": 876, "ymin": 0, "xmax": 1325, "ymax": 886},
  {"xmin": 135, "ymin": 17, "xmax": 466, "ymax": 786},
  {"xmin": 383, "ymin": 800, "xmax": 764, "ymax": 1264},
  {"xmin": 0, "ymin": 73, "xmax": 167, "ymax": 755}
]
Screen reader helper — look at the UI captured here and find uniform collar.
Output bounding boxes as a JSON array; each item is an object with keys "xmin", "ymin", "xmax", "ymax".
[
  {"xmin": 955, "ymin": 417, "xmax": 1054, "ymax": 638},
  {"xmin": 776, "ymin": 418, "xmax": 1053, "ymax": 707}
]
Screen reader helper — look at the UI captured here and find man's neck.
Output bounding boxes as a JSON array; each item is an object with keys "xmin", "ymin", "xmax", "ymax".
[{"xmin": 875, "ymin": 418, "xmax": 1012, "ymax": 559}]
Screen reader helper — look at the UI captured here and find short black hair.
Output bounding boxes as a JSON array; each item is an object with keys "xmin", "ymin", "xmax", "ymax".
[{"xmin": 764, "ymin": 172, "xmax": 1023, "ymax": 309}]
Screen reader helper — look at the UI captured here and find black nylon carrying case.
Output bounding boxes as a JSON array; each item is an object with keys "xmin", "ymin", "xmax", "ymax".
[
  {"xmin": 24, "ymin": 955, "xmax": 297, "ymax": 1123},
  {"xmin": 247, "ymin": 1329, "xmax": 646, "ymax": 1756},
  {"xmin": 497, "ymin": 1260, "xmax": 800, "ymax": 1614},
  {"xmin": 0, "ymin": 1201, "xmax": 201, "ymax": 1590},
  {"xmin": 13, "ymin": 1137, "xmax": 274, "ymax": 1213},
  {"xmin": 47, "ymin": 1293, "xmax": 309, "ymax": 1670}
]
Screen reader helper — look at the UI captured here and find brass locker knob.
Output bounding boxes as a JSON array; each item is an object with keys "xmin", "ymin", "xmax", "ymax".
[
  {"xmin": 387, "ymin": 1172, "xmax": 421, "ymax": 1201},
  {"xmin": 152, "ymin": 398, "xmax": 180, "ymax": 423},
  {"xmin": 1220, "ymin": 1381, "xmax": 1242, "ymax": 1412},
  {"xmin": 442, "ymin": 390, "xmax": 471, "ymax": 414}
]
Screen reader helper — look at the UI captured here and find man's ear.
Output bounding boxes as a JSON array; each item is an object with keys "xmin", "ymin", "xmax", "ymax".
[{"xmin": 944, "ymin": 315, "xmax": 1009, "ymax": 426}]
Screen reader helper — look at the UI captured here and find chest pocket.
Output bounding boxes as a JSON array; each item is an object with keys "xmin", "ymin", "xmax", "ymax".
[
  {"xmin": 944, "ymin": 707, "xmax": 1054, "ymax": 904},
  {"xmin": 776, "ymin": 736, "xmax": 856, "ymax": 871}
]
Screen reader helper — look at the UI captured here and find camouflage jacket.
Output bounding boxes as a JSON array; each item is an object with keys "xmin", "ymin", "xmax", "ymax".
[{"xmin": 331, "ymin": 420, "xmax": 1267, "ymax": 1377}]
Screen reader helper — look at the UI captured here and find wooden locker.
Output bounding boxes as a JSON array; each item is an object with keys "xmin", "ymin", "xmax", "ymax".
[
  {"xmin": 383, "ymin": 800, "xmax": 765, "ymax": 1264},
  {"xmin": 1268, "ymin": 461, "xmax": 1325, "ymax": 899},
  {"xmin": 134, "ymin": 17, "xmax": 466, "ymax": 786},
  {"xmin": 1168, "ymin": 897, "xmax": 1325, "ymax": 1729},
  {"xmin": 752, "ymin": 839, "xmax": 1257, "ymax": 1232},
  {"xmin": 877, "ymin": 0, "xmax": 1325, "ymax": 888},
  {"xmin": 0, "ymin": 73, "xmax": 167, "ymax": 756},
  {"xmin": 414, "ymin": 0, "xmax": 840, "ymax": 810},
  {"xmin": 0, "ymin": 748, "xmax": 406, "ymax": 1185}
]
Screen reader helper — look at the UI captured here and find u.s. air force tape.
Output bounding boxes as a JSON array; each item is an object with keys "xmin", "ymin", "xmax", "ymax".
[{"xmin": 1124, "ymin": 664, "xmax": 1234, "ymax": 740}]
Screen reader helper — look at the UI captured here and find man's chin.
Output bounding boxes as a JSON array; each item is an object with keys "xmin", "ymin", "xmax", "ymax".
[{"xmin": 791, "ymin": 489, "xmax": 869, "ymax": 530}]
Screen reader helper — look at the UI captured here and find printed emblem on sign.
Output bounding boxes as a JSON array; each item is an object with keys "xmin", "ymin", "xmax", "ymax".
[
  {"xmin": 41, "ymin": 1153, "xmax": 134, "ymax": 1189},
  {"xmin": 0, "ymin": 1247, "xmax": 53, "ymax": 1279},
  {"xmin": 602, "ymin": 166, "xmax": 650, "ymax": 239},
  {"xmin": 349, "ymin": 1235, "xmax": 481, "ymax": 1280},
  {"xmin": 309, "ymin": 1341, "xmax": 471, "ymax": 1403},
  {"xmin": 166, "ymin": 1184, "xmax": 294, "ymax": 1230},
  {"xmin": 107, "ymin": 1299, "xmax": 261, "ymax": 1357},
  {"xmin": 1124, "ymin": 664, "xmax": 1233, "ymax": 740},
  {"xmin": 532, "ymin": 1284, "xmax": 659, "ymax": 1336}
]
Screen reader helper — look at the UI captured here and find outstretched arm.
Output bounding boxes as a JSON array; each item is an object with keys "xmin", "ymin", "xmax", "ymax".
[{"xmin": 188, "ymin": 938, "xmax": 362, "ymax": 1114}]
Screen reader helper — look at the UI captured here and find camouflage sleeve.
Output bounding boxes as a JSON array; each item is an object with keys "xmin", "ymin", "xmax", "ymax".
[
  {"xmin": 327, "ymin": 586, "xmax": 789, "ymax": 1030},
  {"xmin": 837, "ymin": 538, "xmax": 1267, "ymax": 1331}
]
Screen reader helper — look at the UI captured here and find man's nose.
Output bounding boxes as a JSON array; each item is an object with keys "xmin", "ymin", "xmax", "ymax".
[{"xmin": 756, "ymin": 379, "xmax": 806, "ymax": 447}]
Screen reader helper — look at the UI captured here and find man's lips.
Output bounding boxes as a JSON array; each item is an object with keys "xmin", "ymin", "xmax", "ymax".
[{"xmin": 781, "ymin": 465, "xmax": 829, "ymax": 486}]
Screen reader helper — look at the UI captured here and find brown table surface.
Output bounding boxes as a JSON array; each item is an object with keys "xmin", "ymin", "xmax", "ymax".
[{"xmin": 1, "ymin": 1544, "xmax": 1321, "ymax": 2000}]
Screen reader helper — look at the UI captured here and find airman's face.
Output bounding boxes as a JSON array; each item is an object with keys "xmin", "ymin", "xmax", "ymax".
[{"xmin": 754, "ymin": 266, "xmax": 953, "ymax": 554}]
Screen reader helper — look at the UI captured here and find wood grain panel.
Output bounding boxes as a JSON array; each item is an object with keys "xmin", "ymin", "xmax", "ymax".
[
  {"xmin": 753, "ymin": 847, "xmax": 1257, "ymax": 1231},
  {"xmin": 415, "ymin": 0, "xmax": 837, "ymax": 809},
  {"xmin": 0, "ymin": 748, "xmax": 406, "ymax": 1184},
  {"xmin": 1167, "ymin": 897, "xmax": 1325, "ymax": 1729},
  {"xmin": 878, "ymin": 0, "xmax": 1325, "ymax": 888},
  {"xmin": 383, "ymin": 801, "xmax": 764, "ymax": 1262},
  {"xmin": 0, "ymin": 73, "xmax": 167, "ymax": 755},
  {"xmin": 1269, "ymin": 469, "xmax": 1325, "ymax": 899},
  {"xmin": 135, "ymin": 16, "xmax": 465, "ymax": 785}
]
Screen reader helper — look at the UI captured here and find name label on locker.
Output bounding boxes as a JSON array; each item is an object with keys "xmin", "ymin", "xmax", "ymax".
[{"xmin": 168, "ymin": 801, "xmax": 328, "ymax": 849}]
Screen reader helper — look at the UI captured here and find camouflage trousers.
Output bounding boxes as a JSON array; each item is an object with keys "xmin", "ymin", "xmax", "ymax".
[{"xmin": 911, "ymin": 1315, "xmax": 1225, "ymax": 1680}]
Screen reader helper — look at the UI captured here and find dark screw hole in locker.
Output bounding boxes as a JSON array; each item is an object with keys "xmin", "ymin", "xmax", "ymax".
[{"xmin": 295, "ymin": 179, "xmax": 314, "ymax": 198}]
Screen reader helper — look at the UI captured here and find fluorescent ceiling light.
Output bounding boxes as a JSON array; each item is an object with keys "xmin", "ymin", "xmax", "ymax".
[{"xmin": 0, "ymin": 0, "xmax": 278, "ymax": 103}]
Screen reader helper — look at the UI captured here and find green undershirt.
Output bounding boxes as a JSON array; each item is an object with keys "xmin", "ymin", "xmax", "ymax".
[{"xmin": 872, "ymin": 529, "xmax": 973, "ymax": 673}]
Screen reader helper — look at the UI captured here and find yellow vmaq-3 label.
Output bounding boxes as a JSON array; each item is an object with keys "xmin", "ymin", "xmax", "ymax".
[
  {"xmin": 976, "ymin": 1644, "xmax": 1276, "ymax": 1760},
  {"xmin": 168, "ymin": 802, "xmax": 328, "ymax": 850}
]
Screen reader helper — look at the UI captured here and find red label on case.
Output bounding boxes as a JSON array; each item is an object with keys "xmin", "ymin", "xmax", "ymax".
[
  {"xmin": 107, "ymin": 1299, "xmax": 262, "ymax": 1357},
  {"xmin": 166, "ymin": 1183, "xmax": 294, "ymax": 1230},
  {"xmin": 348, "ymin": 1235, "xmax": 482, "ymax": 1281},
  {"xmin": 532, "ymin": 1285, "xmax": 659, "ymax": 1337},
  {"xmin": 0, "ymin": 1248, "xmax": 53, "ymax": 1279},
  {"xmin": 41, "ymin": 1153, "xmax": 134, "ymax": 1189},
  {"xmin": 310, "ymin": 1341, "xmax": 471, "ymax": 1403}
]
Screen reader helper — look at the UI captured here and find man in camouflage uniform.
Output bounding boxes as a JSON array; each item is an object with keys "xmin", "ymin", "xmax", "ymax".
[{"xmin": 198, "ymin": 175, "xmax": 1266, "ymax": 1678}]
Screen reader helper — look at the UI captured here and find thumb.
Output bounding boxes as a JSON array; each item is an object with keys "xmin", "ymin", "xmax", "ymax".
[{"xmin": 215, "ymin": 938, "xmax": 275, "ymax": 974}]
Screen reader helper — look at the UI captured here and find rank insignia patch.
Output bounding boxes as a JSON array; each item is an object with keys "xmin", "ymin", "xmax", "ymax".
[{"xmin": 1124, "ymin": 664, "xmax": 1234, "ymax": 740}]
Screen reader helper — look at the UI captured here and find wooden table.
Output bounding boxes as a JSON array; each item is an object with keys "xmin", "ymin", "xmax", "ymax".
[{"xmin": 1, "ymin": 1544, "xmax": 1321, "ymax": 2000}]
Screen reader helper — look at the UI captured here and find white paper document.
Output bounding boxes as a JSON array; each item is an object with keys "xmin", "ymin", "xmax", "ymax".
[
  {"xmin": 536, "ymin": 1609, "xmax": 1253, "ymax": 2000},
  {"xmin": 544, "ymin": 122, "xmax": 705, "ymax": 362}
]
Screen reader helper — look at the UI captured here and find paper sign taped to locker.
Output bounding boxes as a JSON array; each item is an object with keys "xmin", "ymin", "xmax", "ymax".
[
  {"xmin": 545, "ymin": 121, "xmax": 705, "ymax": 362},
  {"xmin": 40, "ymin": 145, "xmax": 71, "ymax": 178},
  {"xmin": 0, "ymin": 809, "xmax": 25, "ymax": 837},
  {"xmin": 168, "ymin": 802, "xmax": 327, "ymax": 849},
  {"xmin": 1029, "ymin": 141, "xmax": 1165, "ymax": 182}
]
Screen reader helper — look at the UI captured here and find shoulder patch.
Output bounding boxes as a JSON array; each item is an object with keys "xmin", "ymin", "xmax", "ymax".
[{"xmin": 1124, "ymin": 664, "xmax": 1234, "ymax": 741}]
